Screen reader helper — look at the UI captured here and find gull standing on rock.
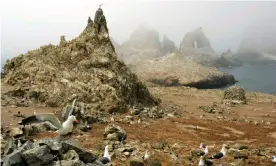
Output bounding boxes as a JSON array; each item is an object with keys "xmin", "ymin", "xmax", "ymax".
[
  {"xmin": 209, "ymin": 144, "xmax": 227, "ymax": 163},
  {"xmin": 142, "ymin": 150, "xmax": 149, "ymax": 162}
]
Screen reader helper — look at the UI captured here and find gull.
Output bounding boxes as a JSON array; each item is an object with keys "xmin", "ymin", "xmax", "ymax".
[
  {"xmin": 203, "ymin": 146, "xmax": 209, "ymax": 156},
  {"xmin": 142, "ymin": 150, "xmax": 149, "ymax": 162},
  {"xmin": 209, "ymin": 144, "xmax": 227, "ymax": 163},
  {"xmin": 272, "ymin": 156, "xmax": 276, "ymax": 163},
  {"xmin": 19, "ymin": 101, "xmax": 78, "ymax": 136},
  {"xmin": 97, "ymin": 4, "xmax": 103, "ymax": 8},
  {"xmin": 199, "ymin": 156, "xmax": 213, "ymax": 166},
  {"xmin": 110, "ymin": 113, "xmax": 115, "ymax": 123},
  {"xmin": 19, "ymin": 114, "xmax": 78, "ymax": 136},
  {"xmin": 17, "ymin": 140, "xmax": 22, "ymax": 148},
  {"xmin": 99, "ymin": 145, "xmax": 111, "ymax": 164},
  {"xmin": 200, "ymin": 143, "xmax": 206, "ymax": 150}
]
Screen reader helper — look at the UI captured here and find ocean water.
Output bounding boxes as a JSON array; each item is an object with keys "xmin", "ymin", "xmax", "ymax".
[{"xmin": 219, "ymin": 64, "xmax": 276, "ymax": 94}]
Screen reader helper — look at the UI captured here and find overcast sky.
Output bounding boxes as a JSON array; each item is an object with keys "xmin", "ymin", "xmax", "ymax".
[{"xmin": 1, "ymin": 0, "xmax": 276, "ymax": 65}]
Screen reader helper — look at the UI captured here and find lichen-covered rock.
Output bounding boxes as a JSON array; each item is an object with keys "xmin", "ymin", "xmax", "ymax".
[
  {"xmin": 224, "ymin": 85, "xmax": 246, "ymax": 103},
  {"xmin": 2, "ymin": 141, "xmax": 33, "ymax": 166},
  {"xmin": 129, "ymin": 158, "xmax": 144, "ymax": 166},
  {"xmin": 148, "ymin": 159, "xmax": 162, "ymax": 166},
  {"xmin": 2, "ymin": 8, "xmax": 157, "ymax": 120},
  {"xmin": 104, "ymin": 124, "xmax": 127, "ymax": 142},
  {"xmin": 22, "ymin": 145, "xmax": 55, "ymax": 166}
]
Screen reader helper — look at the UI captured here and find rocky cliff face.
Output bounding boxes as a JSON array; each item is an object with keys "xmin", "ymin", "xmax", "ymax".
[
  {"xmin": 161, "ymin": 35, "xmax": 177, "ymax": 56},
  {"xmin": 117, "ymin": 26, "xmax": 162, "ymax": 64},
  {"xmin": 237, "ymin": 24, "xmax": 276, "ymax": 64},
  {"xmin": 213, "ymin": 49, "xmax": 243, "ymax": 68},
  {"xmin": 179, "ymin": 27, "xmax": 217, "ymax": 65},
  {"xmin": 3, "ymin": 8, "xmax": 157, "ymax": 117}
]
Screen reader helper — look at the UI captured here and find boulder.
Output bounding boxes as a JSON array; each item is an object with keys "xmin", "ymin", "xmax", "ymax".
[
  {"xmin": 50, "ymin": 160, "xmax": 85, "ymax": 166},
  {"xmin": 22, "ymin": 145, "xmax": 55, "ymax": 166},
  {"xmin": 148, "ymin": 159, "xmax": 162, "ymax": 166},
  {"xmin": 61, "ymin": 140, "xmax": 97, "ymax": 163},
  {"xmin": 233, "ymin": 151, "xmax": 249, "ymax": 159},
  {"xmin": 104, "ymin": 124, "xmax": 127, "ymax": 142},
  {"xmin": 8, "ymin": 127, "xmax": 23, "ymax": 138},
  {"xmin": 129, "ymin": 158, "xmax": 144, "ymax": 166},
  {"xmin": 2, "ymin": 140, "xmax": 33, "ymax": 166},
  {"xmin": 223, "ymin": 85, "xmax": 246, "ymax": 103}
]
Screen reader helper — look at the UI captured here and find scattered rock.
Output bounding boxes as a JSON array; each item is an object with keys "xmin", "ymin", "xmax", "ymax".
[
  {"xmin": 61, "ymin": 140, "xmax": 97, "ymax": 163},
  {"xmin": 8, "ymin": 127, "xmax": 24, "ymax": 138},
  {"xmin": 148, "ymin": 159, "xmax": 162, "ymax": 166},
  {"xmin": 232, "ymin": 158, "xmax": 246, "ymax": 166},
  {"xmin": 22, "ymin": 145, "xmax": 55, "ymax": 166},
  {"xmin": 2, "ymin": 140, "xmax": 34, "ymax": 166},
  {"xmin": 233, "ymin": 151, "xmax": 249, "ymax": 159},
  {"xmin": 104, "ymin": 124, "xmax": 127, "ymax": 142},
  {"xmin": 129, "ymin": 158, "xmax": 144, "ymax": 166}
]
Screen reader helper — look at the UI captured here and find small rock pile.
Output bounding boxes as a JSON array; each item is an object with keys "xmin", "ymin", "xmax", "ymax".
[
  {"xmin": 1, "ymin": 137, "xmax": 108, "ymax": 166},
  {"xmin": 223, "ymin": 85, "xmax": 247, "ymax": 104}
]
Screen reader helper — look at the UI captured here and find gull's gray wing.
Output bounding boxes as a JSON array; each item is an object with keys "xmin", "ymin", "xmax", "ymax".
[
  {"xmin": 62, "ymin": 99, "xmax": 76, "ymax": 121},
  {"xmin": 20, "ymin": 113, "xmax": 62, "ymax": 129}
]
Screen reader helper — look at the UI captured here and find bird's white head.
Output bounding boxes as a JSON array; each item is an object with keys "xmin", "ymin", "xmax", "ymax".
[{"xmin": 68, "ymin": 115, "xmax": 78, "ymax": 124}]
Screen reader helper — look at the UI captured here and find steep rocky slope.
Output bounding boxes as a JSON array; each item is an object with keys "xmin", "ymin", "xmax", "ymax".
[{"xmin": 2, "ymin": 8, "xmax": 157, "ymax": 116}]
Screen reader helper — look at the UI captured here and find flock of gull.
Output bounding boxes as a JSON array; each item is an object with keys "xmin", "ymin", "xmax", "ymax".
[{"xmin": 11, "ymin": 99, "xmax": 276, "ymax": 165}]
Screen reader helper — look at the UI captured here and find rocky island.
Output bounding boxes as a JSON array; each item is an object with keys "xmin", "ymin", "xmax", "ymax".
[{"xmin": 1, "ymin": 7, "xmax": 276, "ymax": 166}]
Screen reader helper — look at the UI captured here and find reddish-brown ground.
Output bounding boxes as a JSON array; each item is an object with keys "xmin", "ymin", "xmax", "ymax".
[{"xmin": 1, "ymin": 85, "xmax": 276, "ymax": 165}]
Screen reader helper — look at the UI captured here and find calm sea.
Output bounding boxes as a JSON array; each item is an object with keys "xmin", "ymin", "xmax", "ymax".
[{"xmin": 220, "ymin": 64, "xmax": 276, "ymax": 94}]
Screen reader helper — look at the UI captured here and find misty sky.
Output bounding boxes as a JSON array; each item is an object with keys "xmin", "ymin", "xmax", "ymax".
[{"xmin": 1, "ymin": 0, "xmax": 276, "ymax": 65}]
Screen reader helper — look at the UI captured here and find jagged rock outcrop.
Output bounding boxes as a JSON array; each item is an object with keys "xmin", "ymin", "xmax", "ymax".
[
  {"xmin": 117, "ymin": 26, "xmax": 163, "ymax": 64},
  {"xmin": 129, "ymin": 52, "xmax": 236, "ymax": 88},
  {"xmin": 237, "ymin": 23, "xmax": 276, "ymax": 64},
  {"xmin": 179, "ymin": 27, "xmax": 217, "ymax": 65},
  {"xmin": 213, "ymin": 49, "xmax": 243, "ymax": 68},
  {"xmin": 2, "ymin": 8, "xmax": 157, "ymax": 118},
  {"xmin": 161, "ymin": 35, "xmax": 177, "ymax": 56}
]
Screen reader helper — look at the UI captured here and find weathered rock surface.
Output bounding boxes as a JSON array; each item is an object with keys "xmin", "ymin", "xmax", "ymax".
[
  {"xmin": 130, "ymin": 53, "xmax": 236, "ymax": 88},
  {"xmin": 2, "ymin": 8, "xmax": 157, "ymax": 120},
  {"xmin": 117, "ymin": 26, "xmax": 162, "ymax": 64},
  {"xmin": 1, "ymin": 137, "xmax": 102, "ymax": 166},
  {"xmin": 104, "ymin": 124, "xmax": 127, "ymax": 142},
  {"xmin": 22, "ymin": 145, "xmax": 55, "ymax": 166},
  {"xmin": 161, "ymin": 35, "xmax": 177, "ymax": 56},
  {"xmin": 129, "ymin": 158, "xmax": 144, "ymax": 166},
  {"xmin": 213, "ymin": 49, "xmax": 243, "ymax": 68},
  {"xmin": 179, "ymin": 27, "xmax": 218, "ymax": 65},
  {"xmin": 223, "ymin": 85, "xmax": 246, "ymax": 103}
]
